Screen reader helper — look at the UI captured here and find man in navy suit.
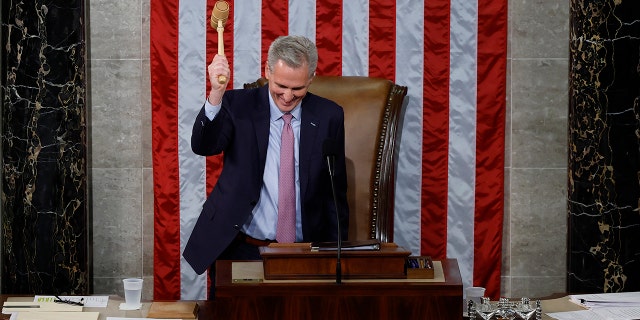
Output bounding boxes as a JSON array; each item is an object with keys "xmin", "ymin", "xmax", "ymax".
[{"xmin": 183, "ymin": 36, "xmax": 349, "ymax": 297}]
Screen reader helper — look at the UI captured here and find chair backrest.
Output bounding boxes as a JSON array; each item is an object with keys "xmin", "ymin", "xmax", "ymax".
[{"xmin": 244, "ymin": 76, "xmax": 407, "ymax": 242}]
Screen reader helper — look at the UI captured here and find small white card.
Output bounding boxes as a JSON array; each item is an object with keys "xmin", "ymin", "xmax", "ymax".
[{"xmin": 33, "ymin": 295, "xmax": 110, "ymax": 308}]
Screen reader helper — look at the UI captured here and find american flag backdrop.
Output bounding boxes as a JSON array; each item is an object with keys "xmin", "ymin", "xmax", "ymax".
[{"xmin": 150, "ymin": 0, "xmax": 507, "ymax": 300}]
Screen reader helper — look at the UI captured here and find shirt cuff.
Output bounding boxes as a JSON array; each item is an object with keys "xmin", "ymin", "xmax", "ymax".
[{"xmin": 204, "ymin": 99, "xmax": 222, "ymax": 121}]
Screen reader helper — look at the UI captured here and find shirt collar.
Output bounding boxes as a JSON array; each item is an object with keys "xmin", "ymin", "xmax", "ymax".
[{"xmin": 268, "ymin": 93, "xmax": 301, "ymax": 122}]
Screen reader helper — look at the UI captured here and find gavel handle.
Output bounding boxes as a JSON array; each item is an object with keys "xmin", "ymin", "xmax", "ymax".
[{"xmin": 217, "ymin": 20, "xmax": 227, "ymax": 84}]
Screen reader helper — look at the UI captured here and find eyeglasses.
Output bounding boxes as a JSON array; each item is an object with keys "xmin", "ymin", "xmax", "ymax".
[{"xmin": 54, "ymin": 296, "xmax": 84, "ymax": 307}]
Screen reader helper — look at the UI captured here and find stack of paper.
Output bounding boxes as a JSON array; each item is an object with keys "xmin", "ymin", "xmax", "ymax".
[
  {"xmin": 310, "ymin": 239, "xmax": 381, "ymax": 251},
  {"xmin": 547, "ymin": 292, "xmax": 640, "ymax": 320},
  {"xmin": 1, "ymin": 302, "xmax": 99, "ymax": 320},
  {"xmin": 14, "ymin": 312, "xmax": 100, "ymax": 320}
]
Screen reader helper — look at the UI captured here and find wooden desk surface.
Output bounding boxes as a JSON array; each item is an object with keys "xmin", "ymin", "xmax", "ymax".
[{"xmin": 0, "ymin": 296, "xmax": 210, "ymax": 320}]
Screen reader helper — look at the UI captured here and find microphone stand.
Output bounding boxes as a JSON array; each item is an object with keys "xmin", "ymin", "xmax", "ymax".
[{"xmin": 326, "ymin": 154, "xmax": 342, "ymax": 284}]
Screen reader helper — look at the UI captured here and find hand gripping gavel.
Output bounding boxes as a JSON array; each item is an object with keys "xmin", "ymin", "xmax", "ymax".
[{"xmin": 210, "ymin": 1, "xmax": 230, "ymax": 84}]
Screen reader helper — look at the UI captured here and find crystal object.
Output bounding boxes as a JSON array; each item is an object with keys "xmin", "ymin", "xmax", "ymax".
[{"xmin": 468, "ymin": 297, "xmax": 542, "ymax": 320}]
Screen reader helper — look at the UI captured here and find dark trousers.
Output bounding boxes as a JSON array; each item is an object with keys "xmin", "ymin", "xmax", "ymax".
[{"xmin": 208, "ymin": 236, "xmax": 262, "ymax": 299}]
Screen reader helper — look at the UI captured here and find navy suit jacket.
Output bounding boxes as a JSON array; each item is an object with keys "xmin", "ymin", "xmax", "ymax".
[{"xmin": 183, "ymin": 85, "xmax": 349, "ymax": 275}]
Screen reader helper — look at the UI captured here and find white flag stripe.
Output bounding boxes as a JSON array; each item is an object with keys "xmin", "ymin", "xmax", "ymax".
[
  {"xmin": 289, "ymin": 0, "xmax": 316, "ymax": 42},
  {"xmin": 342, "ymin": 0, "xmax": 369, "ymax": 76},
  {"xmin": 393, "ymin": 0, "xmax": 425, "ymax": 256},
  {"xmin": 232, "ymin": 1, "xmax": 262, "ymax": 88},
  {"xmin": 177, "ymin": 0, "xmax": 209, "ymax": 300},
  {"xmin": 447, "ymin": 0, "xmax": 479, "ymax": 290}
]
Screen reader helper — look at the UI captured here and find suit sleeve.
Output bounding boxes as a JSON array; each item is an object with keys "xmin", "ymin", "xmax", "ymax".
[{"xmin": 191, "ymin": 100, "xmax": 233, "ymax": 156}]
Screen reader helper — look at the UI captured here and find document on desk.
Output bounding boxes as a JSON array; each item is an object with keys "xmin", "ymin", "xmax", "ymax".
[
  {"xmin": 310, "ymin": 239, "xmax": 381, "ymax": 251},
  {"xmin": 2, "ymin": 302, "xmax": 82, "ymax": 313},
  {"xmin": 547, "ymin": 292, "xmax": 640, "ymax": 320},
  {"xmin": 569, "ymin": 292, "xmax": 640, "ymax": 308},
  {"xmin": 12, "ymin": 311, "xmax": 100, "ymax": 320},
  {"xmin": 33, "ymin": 295, "xmax": 110, "ymax": 308},
  {"xmin": 547, "ymin": 307, "xmax": 640, "ymax": 320}
]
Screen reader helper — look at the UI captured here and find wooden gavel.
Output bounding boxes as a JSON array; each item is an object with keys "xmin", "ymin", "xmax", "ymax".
[{"xmin": 210, "ymin": 1, "xmax": 230, "ymax": 84}]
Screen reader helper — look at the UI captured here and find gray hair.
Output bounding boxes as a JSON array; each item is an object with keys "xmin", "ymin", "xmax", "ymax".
[{"xmin": 267, "ymin": 35, "xmax": 318, "ymax": 79}]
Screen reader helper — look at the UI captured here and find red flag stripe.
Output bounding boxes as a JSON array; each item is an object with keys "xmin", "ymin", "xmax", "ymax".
[
  {"xmin": 150, "ymin": 0, "xmax": 181, "ymax": 300},
  {"xmin": 474, "ymin": 0, "xmax": 507, "ymax": 299},
  {"xmin": 421, "ymin": 0, "xmax": 451, "ymax": 261},
  {"xmin": 369, "ymin": 0, "xmax": 397, "ymax": 80},
  {"xmin": 316, "ymin": 0, "xmax": 342, "ymax": 76},
  {"xmin": 262, "ymin": 0, "xmax": 288, "ymax": 72}
]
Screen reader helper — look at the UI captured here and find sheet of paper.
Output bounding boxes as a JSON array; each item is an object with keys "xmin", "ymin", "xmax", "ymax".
[
  {"xmin": 546, "ymin": 310, "xmax": 607, "ymax": 320},
  {"xmin": 16, "ymin": 311, "xmax": 100, "ymax": 320},
  {"xmin": 2, "ymin": 302, "xmax": 82, "ymax": 312},
  {"xmin": 547, "ymin": 307, "xmax": 640, "ymax": 320},
  {"xmin": 569, "ymin": 292, "xmax": 640, "ymax": 308},
  {"xmin": 592, "ymin": 307, "xmax": 640, "ymax": 319},
  {"xmin": 33, "ymin": 295, "xmax": 109, "ymax": 308}
]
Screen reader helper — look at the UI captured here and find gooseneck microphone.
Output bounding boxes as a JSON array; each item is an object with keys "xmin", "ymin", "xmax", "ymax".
[{"xmin": 323, "ymin": 138, "xmax": 342, "ymax": 284}]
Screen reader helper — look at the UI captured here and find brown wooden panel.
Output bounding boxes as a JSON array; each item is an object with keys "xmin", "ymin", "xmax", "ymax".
[{"xmin": 214, "ymin": 259, "xmax": 463, "ymax": 319}]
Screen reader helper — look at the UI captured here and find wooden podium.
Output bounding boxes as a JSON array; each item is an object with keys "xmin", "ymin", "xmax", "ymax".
[
  {"xmin": 259, "ymin": 242, "xmax": 410, "ymax": 280},
  {"xmin": 214, "ymin": 255, "xmax": 463, "ymax": 319}
]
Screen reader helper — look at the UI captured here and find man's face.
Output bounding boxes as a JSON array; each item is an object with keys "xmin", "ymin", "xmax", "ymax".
[{"xmin": 265, "ymin": 60, "xmax": 313, "ymax": 113}]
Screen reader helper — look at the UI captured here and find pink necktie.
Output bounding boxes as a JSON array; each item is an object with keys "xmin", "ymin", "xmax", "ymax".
[{"xmin": 276, "ymin": 113, "xmax": 296, "ymax": 243}]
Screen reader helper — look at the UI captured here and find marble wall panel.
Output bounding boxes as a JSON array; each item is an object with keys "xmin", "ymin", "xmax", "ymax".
[
  {"xmin": 505, "ymin": 0, "xmax": 570, "ymax": 297},
  {"xmin": 510, "ymin": 276, "xmax": 566, "ymax": 299},
  {"xmin": 508, "ymin": 167, "xmax": 567, "ymax": 298},
  {"xmin": 510, "ymin": 169, "xmax": 567, "ymax": 276},
  {"xmin": 1, "ymin": 0, "xmax": 89, "ymax": 295},
  {"xmin": 91, "ymin": 167, "xmax": 145, "ymax": 297},
  {"xmin": 142, "ymin": 168, "xmax": 154, "ymax": 276},
  {"xmin": 511, "ymin": 59, "xmax": 569, "ymax": 169},
  {"xmin": 89, "ymin": 59, "xmax": 142, "ymax": 169},
  {"xmin": 87, "ymin": 0, "xmax": 142, "ymax": 60},
  {"xmin": 87, "ymin": 0, "xmax": 150, "ymax": 298},
  {"xmin": 510, "ymin": 1, "xmax": 570, "ymax": 59},
  {"xmin": 91, "ymin": 168, "xmax": 142, "ymax": 277},
  {"xmin": 501, "ymin": 168, "xmax": 512, "ymax": 297},
  {"xmin": 567, "ymin": 0, "xmax": 640, "ymax": 293}
]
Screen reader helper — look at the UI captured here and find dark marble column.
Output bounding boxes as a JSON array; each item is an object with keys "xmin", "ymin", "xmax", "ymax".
[
  {"xmin": 568, "ymin": 0, "xmax": 640, "ymax": 293},
  {"xmin": 1, "ymin": 0, "xmax": 89, "ymax": 294}
]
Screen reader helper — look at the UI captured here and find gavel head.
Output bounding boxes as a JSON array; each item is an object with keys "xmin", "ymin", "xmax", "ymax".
[{"xmin": 210, "ymin": 1, "xmax": 230, "ymax": 28}]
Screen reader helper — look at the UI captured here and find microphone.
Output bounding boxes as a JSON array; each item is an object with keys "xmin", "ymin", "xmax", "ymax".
[
  {"xmin": 210, "ymin": 1, "xmax": 230, "ymax": 84},
  {"xmin": 323, "ymin": 138, "xmax": 342, "ymax": 284}
]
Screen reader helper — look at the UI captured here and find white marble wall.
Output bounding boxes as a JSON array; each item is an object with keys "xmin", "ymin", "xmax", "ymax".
[
  {"xmin": 87, "ymin": 0, "xmax": 569, "ymax": 299},
  {"xmin": 504, "ymin": 1, "xmax": 569, "ymax": 298},
  {"xmin": 88, "ymin": 0, "xmax": 153, "ymax": 299}
]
